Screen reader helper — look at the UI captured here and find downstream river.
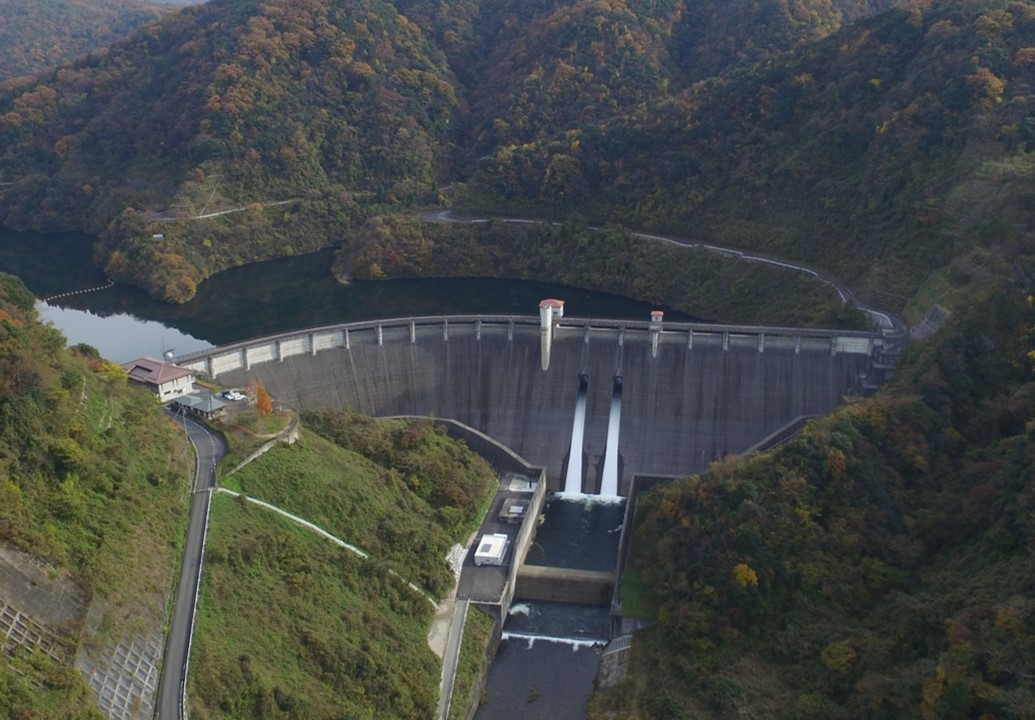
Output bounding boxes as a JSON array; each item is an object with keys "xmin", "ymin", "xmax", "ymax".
[{"xmin": 0, "ymin": 226, "xmax": 691, "ymax": 361}]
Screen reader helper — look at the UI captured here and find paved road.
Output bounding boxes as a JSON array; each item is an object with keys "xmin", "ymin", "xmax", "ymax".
[
  {"xmin": 437, "ymin": 599, "xmax": 469, "ymax": 720},
  {"xmin": 157, "ymin": 408, "xmax": 226, "ymax": 720},
  {"xmin": 421, "ymin": 209, "xmax": 907, "ymax": 337}
]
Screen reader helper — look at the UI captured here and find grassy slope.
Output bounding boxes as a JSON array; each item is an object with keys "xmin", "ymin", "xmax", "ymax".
[
  {"xmin": 189, "ymin": 493, "xmax": 440, "ymax": 720},
  {"xmin": 190, "ymin": 416, "xmax": 496, "ymax": 719},
  {"xmin": 221, "ymin": 424, "xmax": 491, "ymax": 596}
]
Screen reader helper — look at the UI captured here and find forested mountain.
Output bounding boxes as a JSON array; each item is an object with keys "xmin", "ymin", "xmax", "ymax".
[
  {"xmin": 0, "ymin": 0, "xmax": 460, "ymax": 300},
  {"xmin": 2, "ymin": 1, "xmax": 1035, "ymax": 717},
  {"xmin": 464, "ymin": 1, "xmax": 1035, "ymax": 308},
  {"xmin": 0, "ymin": 0, "xmax": 173, "ymax": 83},
  {"xmin": 593, "ymin": 278, "xmax": 1035, "ymax": 719},
  {"xmin": 0, "ymin": 0, "xmax": 1030, "ymax": 311}
]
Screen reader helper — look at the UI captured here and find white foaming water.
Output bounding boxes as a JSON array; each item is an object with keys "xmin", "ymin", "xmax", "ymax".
[
  {"xmin": 508, "ymin": 603, "xmax": 533, "ymax": 617},
  {"xmin": 501, "ymin": 632, "xmax": 606, "ymax": 650},
  {"xmin": 563, "ymin": 379, "xmax": 588, "ymax": 494},
  {"xmin": 553, "ymin": 492, "xmax": 625, "ymax": 505},
  {"xmin": 599, "ymin": 380, "xmax": 623, "ymax": 497}
]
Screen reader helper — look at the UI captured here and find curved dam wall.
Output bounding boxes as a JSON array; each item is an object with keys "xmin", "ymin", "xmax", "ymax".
[{"xmin": 177, "ymin": 316, "xmax": 884, "ymax": 492}]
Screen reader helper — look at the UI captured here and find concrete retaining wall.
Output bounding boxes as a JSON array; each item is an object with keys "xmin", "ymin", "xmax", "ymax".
[
  {"xmin": 226, "ymin": 413, "xmax": 301, "ymax": 476},
  {"xmin": 501, "ymin": 476, "xmax": 547, "ymax": 615},
  {"xmin": 514, "ymin": 566, "xmax": 614, "ymax": 606},
  {"xmin": 610, "ymin": 475, "xmax": 676, "ymax": 636},
  {"xmin": 420, "ymin": 418, "xmax": 539, "ymax": 478}
]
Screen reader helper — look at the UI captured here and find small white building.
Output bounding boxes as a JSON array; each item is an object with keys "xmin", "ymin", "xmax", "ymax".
[
  {"xmin": 121, "ymin": 356, "xmax": 196, "ymax": 402},
  {"xmin": 473, "ymin": 533, "xmax": 510, "ymax": 566}
]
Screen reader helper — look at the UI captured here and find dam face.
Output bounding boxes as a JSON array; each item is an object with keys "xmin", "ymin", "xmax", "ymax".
[{"xmin": 181, "ymin": 317, "xmax": 882, "ymax": 492}]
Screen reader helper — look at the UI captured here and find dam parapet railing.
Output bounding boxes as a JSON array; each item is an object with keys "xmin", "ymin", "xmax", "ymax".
[{"xmin": 174, "ymin": 314, "xmax": 890, "ymax": 380}]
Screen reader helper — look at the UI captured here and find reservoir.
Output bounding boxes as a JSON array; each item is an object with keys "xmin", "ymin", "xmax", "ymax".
[{"xmin": 0, "ymin": 226, "xmax": 693, "ymax": 361}]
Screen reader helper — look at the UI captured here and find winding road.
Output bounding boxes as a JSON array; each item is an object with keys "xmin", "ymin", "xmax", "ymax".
[
  {"xmin": 157, "ymin": 408, "xmax": 226, "ymax": 720},
  {"xmin": 421, "ymin": 210, "xmax": 907, "ymax": 337}
]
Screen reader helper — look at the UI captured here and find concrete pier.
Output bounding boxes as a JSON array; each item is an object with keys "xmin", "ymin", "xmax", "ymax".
[{"xmin": 539, "ymin": 299, "xmax": 564, "ymax": 371}]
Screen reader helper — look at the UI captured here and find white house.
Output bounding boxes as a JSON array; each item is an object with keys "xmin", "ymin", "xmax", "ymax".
[{"xmin": 121, "ymin": 357, "xmax": 196, "ymax": 402}]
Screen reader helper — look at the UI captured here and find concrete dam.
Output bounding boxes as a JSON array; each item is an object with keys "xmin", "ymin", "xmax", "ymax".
[{"xmin": 176, "ymin": 310, "xmax": 891, "ymax": 493}]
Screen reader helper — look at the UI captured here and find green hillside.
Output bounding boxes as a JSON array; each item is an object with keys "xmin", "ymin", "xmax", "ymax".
[
  {"xmin": 462, "ymin": 0, "xmax": 1035, "ymax": 310},
  {"xmin": 337, "ymin": 213, "xmax": 867, "ymax": 327},
  {"xmin": 0, "ymin": 0, "xmax": 170, "ymax": 83},
  {"xmin": 3, "ymin": 0, "xmax": 994, "ymax": 308},
  {"xmin": 437, "ymin": 0, "xmax": 899, "ymax": 165},
  {"xmin": 190, "ymin": 415, "xmax": 495, "ymax": 719},
  {"xmin": 2, "ymin": 0, "xmax": 1035, "ymax": 716},
  {"xmin": 0, "ymin": 273, "xmax": 190, "ymax": 717},
  {"xmin": 225, "ymin": 411, "xmax": 494, "ymax": 596}
]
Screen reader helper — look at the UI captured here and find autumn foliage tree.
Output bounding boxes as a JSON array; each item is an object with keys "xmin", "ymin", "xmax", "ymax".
[{"xmin": 254, "ymin": 383, "xmax": 272, "ymax": 416}]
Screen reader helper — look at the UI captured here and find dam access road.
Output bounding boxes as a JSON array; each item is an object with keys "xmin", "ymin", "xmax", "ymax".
[{"xmin": 157, "ymin": 407, "xmax": 225, "ymax": 720}]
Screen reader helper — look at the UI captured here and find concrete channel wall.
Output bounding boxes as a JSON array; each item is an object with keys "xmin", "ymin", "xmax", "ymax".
[
  {"xmin": 177, "ymin": 315, "xmax": 885, "ymax": 489},
  {"xmin": 448, "ymin": 436, "xmax": 547, "ymax": 720},
  {"xmin": 425, "ymin": 418, "xmax": 540, "ymax": 478},
  {"xmin": 514, "ymin": 566, "xmax": 614, "ymax": 606},
  {"xmin": 500, "ymin": 476, "xmax": 548, "ymax": 616}
]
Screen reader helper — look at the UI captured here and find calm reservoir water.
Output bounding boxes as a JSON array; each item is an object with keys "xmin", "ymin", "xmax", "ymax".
[{"xmin": 0, "ymin": 226, "xmax": 692, "ymax": 361}]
